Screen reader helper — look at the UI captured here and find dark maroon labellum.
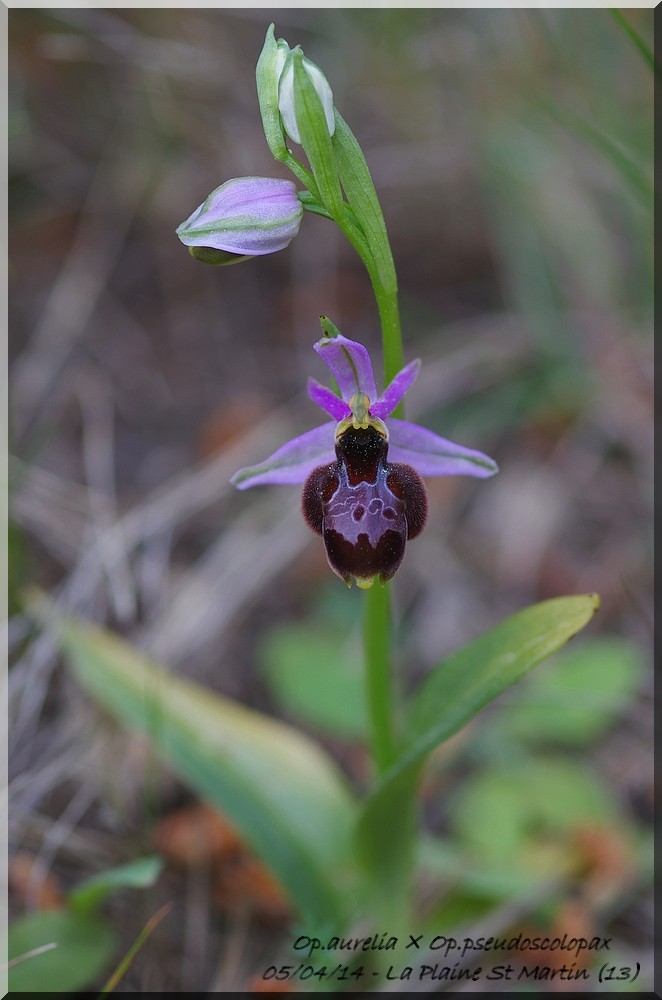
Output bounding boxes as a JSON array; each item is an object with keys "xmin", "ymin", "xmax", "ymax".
[{"xmin": 302, "ymin": 424, "xmax": 428, "ymax": 587}]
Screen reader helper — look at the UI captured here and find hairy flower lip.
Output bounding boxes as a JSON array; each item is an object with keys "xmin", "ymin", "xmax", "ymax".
[
  {"xmin": 302, "ymin": 423, "xmax": 429, "ymax": 588},
  {"xmin": 230, "ymin": 333, "xmax": 499, "ymax": 491},
  {"xmin": 176, "ymin": 176, "xmax": 303, "ymax": 257}
]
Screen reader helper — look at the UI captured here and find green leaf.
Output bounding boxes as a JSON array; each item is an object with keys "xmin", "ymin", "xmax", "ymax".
[
  {"xmin": 356, "ymin": 595, "xmax": 600, "ymax": 889},
  {"xmin": 69, "ymin": 856, "xmax": 164, "ymax": 916},
  {"xmin": 261, "ymin": 623, "xmax": 366, "ymax": 739},
  {"xmin": 404, "ymin": 594, "xmax": 601, "ymax": 771},
  {"xmin": 30, "ymin": 602, "xmax": 358, "ymax": 929},
  {"xmin": 9, "ymin": 910, "xmax": 116, "ymax": 993}
]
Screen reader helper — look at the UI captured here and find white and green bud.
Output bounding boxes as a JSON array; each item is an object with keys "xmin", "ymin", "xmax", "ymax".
[
  {"xmin": 256, "ymin": 24, "xmax": 336, "ymax": 157},
  {"xmin": 277, "ymin": 48, "xmax": 335, "ymax": 146}
]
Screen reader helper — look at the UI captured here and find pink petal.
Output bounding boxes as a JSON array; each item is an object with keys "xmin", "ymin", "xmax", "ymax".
[
  {"xmin": 307, "ymin": 378, "xmax": 350, "ymax": 421},
  {"xmin": 230, "ymin": 421, "xmax": 336, "ymax": 489},
  {"xmin": 371, "ymin": 360, "xmax": 421, "ymax": 419},
  {"xmin": 387, "ymin": 418, "xmax": 498, "ymax": 478},
  {"xmin": 313, "ymin": 335, "xmax": 378, "ymax": 404}
]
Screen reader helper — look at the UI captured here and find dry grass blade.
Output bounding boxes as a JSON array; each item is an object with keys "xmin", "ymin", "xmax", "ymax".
[
  {"xmin": 5, "ymin": 942, "xmax": 58, "ymax": 971},
  {"xmin": 97, "ymin": 901, "xmax": 174, "ymax": 995},
  {"xmin": 11, "ymin": 134, "xmax": 150, "ymax": 444}
]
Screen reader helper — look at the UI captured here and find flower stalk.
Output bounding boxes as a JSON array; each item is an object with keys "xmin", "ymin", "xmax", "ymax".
[
  {"xmin": 364, "ymin": 294, "xmax": 401, "ymax": 779},
  {"xmin": 180, "ymin": 22, "xmax": 498, "ymax": 927},
  {"xmin": 223, "ymin": 25, "xmax": 497, "ymax": 785},
  {"xmin": 364, "ymin": 579, "xmax": 397, "ymax": 774}
]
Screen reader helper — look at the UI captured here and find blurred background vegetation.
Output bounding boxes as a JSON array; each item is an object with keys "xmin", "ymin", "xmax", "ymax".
[{"xmin": 9, "ymin": 7, "xmax": 653, "ymax": 993}]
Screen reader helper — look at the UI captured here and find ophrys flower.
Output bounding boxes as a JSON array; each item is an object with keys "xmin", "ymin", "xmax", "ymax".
[{"xmin": 231, "ymin": 333, "xmax": 498, "ymax": 588}]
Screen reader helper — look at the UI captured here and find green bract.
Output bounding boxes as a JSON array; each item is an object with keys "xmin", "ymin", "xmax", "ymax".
[{"xmin": 255, "ymin": 24, "xmax": 288, "ymax": 160}]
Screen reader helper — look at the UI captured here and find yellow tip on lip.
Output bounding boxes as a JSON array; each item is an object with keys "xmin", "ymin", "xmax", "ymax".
[
  {"xmin": 335, "ymin": 410, "xmax": 389, "ymax": 443},
  {"xmin": 354, "ymin": 576, "xmax": 376, "ymax": 590}
]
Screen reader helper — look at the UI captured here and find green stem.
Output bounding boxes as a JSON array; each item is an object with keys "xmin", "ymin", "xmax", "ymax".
[
  {"xmin": 299, "ymin": 195, "xmax": 334, "ymax": 221},
  {"xmin": 284, "ymin": 151, "xmax": 321, "ymax": 200},
  {"xmin": 362, "ymin": 269, "xmax": 403, "ymax": 775},
  {"xmin": 294, "ymin": 110, "xmax": 407, "ymax": 778},
  {"xmin": 374, "ymin": 284, "xmax": 405, "ymax": 411},
  {"xmin": 363, "ymin": 583, "xmax": 396, "ymax": 773},
  {"xmin": 333, "ymin": 209, "xmax": 379, "ymax": 293},
  {"xmin": 332, "ymin": 215, "xmax": 403, "ymax": 773},
  {"xmin": 344, "ymin": 220, "xmax": 405, "ymax": 777},
  {"xmin": 334, "ymin": 216, "xmax": 404, "ymax": 395}
]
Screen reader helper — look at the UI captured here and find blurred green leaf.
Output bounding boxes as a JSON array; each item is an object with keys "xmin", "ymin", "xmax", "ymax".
[
  {"xmin": 30, "ymin": 601, "xmax": 358, "ymax": 929},
  {"xmin": 423, "ymin": 892, "xmax": 495, "ymax": 933},
  {"xmin": 421, "ymin": 753, "xmax": 625, "ymax": 930},
  {"xmin": 513, "ymin": 757, "xmax": 618, "ymax": 832},
  {"xmin": 9, "ymin": 910, "xmax": 116, "ymax": 993},
  {"xmin": 356, "ymin": 595, "xmax": 600, "ymax": 892},
  {"xmin": 418, "ymin": 835, "xmax": 560, "ymax": 933},
  {"xmin": 419, "ymin": 835, "xmax": 542, "ymax": 899},
  {"xmin": 540, "ymin": 96, "xmax": 653, "ymax": 207},
  {"xmin": 261, "ymin": 623, "xmax": 366, "ymax": 739},
  {"xmin": 432, "ymin": 358, "xmax": 585, "ymax": 444},
  {"xmin": 69, "ymin": 856, "xmax": 164, "ymax": 916},
  {"xmin": 492, "ymin": 637, "xmax": 646, "ymax": 747},
  {"xmin": 8, "ymin": 516, "xmax": 27, "ymax": 618},
  {"xmin": 451, "ymin": 771, "xmax": 533, "ymax": 861},
  {"xmin": 609, "ymin": 8, "xmax": 656, "ymax": 78},
  {"xmin": 450, "ymin": 757, "xmax": 616, "ymax": 859}
]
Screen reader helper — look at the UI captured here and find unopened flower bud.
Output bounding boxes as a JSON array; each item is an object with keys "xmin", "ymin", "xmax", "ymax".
[
  {"xmin": 277, "ymin": 49, "xmax": 335, "ymax": 146},
  {"xmin": 176, "ymin": 176, "xmax": 303, "ymax": 259},
  {"xmin": 255, "ymin": 24, "xmax": 288, "ymax": 160}
]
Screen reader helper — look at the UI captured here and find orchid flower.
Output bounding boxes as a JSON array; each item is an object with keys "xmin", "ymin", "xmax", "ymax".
[{"xmin": 231, "ymin": 334, "xmax": 498, "ymax": 588}]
